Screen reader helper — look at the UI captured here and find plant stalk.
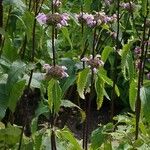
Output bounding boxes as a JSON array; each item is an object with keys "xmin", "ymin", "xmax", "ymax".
[
  {"xmin": 135, "ymin": 14, "xmax": 148, "ymax": 140},
  {"xmin": 50, "ymin": 2, "xmax": 57, "ymax": 150},
  {"xmin": 110, "ymin": 0, "xmax": 120, "ymax": 121},
  {"xmin": 84, "ymin": 27, "xmax": 97, "ymax": 150}
]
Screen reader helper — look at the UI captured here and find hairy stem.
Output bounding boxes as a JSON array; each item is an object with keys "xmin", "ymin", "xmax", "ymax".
[
  {"xmin": 50, "ymin": 2, "xmax": 57, "ymax": 150},
  {"xmin": 84, "ymin": 28, "xmax": 97, "ymax": 150},
  {"xmin": 27, "ymin": 1, "xmax": 39, "ymax": 89},
  {"xmin": 135, "ymin": 14, "xmax": 148, "ymax": 140}
]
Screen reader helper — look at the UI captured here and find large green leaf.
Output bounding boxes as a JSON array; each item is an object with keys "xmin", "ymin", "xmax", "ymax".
[
  {"xmin": 77, "ymin": 68, "xmax": 90, "ymax": 99},
  {"xmin": 0, "ymin": 124, "xmax": 21, "ymax": 147},
  {"xmin": 98, "ymin": 70, "xmax": 120, "ymax": 97},
  {"xmin": 140, "ymin": 86, "xmax": 150, "ymax": 123},
  {"xmin": 8, "ymin": 80, "xmax": 26, "ymax": 112},
  {"xmin": 7, "ymin": 61, "xmax": 26, "ymax": 89},
  {"xmin": 95, "ymin": 76, "xmax": 104, "ymax": 110},
  {"xmin": 101, "ymin": 46, "xmax": 113, "ymax": 63},
  {"xmin": 57, "ymin": 127, "xmax": 82, "ymax": 150},
  {"xmin": 129, "ymin": 79, "xmax": 137, "ymax": 111},
  {"xmin": 48, "ymin": 79, "xmax": 62, "ymax": 113},
  {"xmin": 121, "ymin": 41, "xmax": 135, "ymax": 81},
  {"xmin": 33, "ymin": 131, "xmax": 43, "ymax": 150},
  {"xmin": 61, "ymin": 100, "xmax": 81, "ymax": 110},
  {"xmin": 3, "ymin": 0, "xmax": 26, "ymax": 12},
  {"xmin": 91, "ymin": 127, "xmax": 105, "ymax": 149},
  {"xmin": 61, "ymin": 27, "xmax": 73, "ymax": 49}
]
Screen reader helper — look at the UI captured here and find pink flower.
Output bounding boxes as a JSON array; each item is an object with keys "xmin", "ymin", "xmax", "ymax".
[
  {"xmin": 81, "ymin": 55, "xmax": 104, "ymax": 73},
  {"xmin": 43, "ymin": 64, "xmax": 69, "ymax": 79},
  {"xmin": 36, "ymin": 12, "xmax": 69, "ymax": 28},
  {"xmin": 36, "ymin": 13, "xmax": 47, "ymax": 25},
  {"xmin": 53, "ymin": 0, "xmax": 61, "ymax": 7}
]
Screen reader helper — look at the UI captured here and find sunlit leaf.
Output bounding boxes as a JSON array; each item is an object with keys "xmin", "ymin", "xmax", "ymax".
[
  {"xmin": 77, "ymin": 68, "xmax": 90, "ymax": 99},
  {"xmin": 48, "ymin": 79, "xmax": 62, "ymax": 113}
]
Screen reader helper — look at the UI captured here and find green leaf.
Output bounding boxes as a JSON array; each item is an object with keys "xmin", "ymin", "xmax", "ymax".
[
  {"xmin": 34, "ymin": 131, "xmax": 43, "ymax": 150},
  {"xmin": 101, "ymin": 46, "xmax": 113, "ymax": 63},
  {"xmin": 98, "ymin": 71, "xmax": 120, "ymax": 97},
  {"xmin": 3, "ymin": 0, "xmax": 26, "ymax": 12},
  {"xmin": 0, "ymin": 124, "xmax": 21, "ymax": 146},
  {"xmin": 2, "ymin": 35, "xmax": 18, "ymax": 61},
  {"xmin": 84, "ymin": 0, "xmax": 92, "ymax": 11},
  {"xmin": 61, "ymin": 27, "xmax": 72, "ymax": 49},
  {"xmin": 61, "ymin": 100, "xmax": 81, "ymax": 110},
  {"xmin": 8, "ymin": 80, "xmax": 26, "ymax": 112},
  {"xmin": 140, "ymin": 86, "xmax": 150, "ymax": 123},
  {"xmin": 31, "ymin": 117, "xmax": 38, "ymax": 134},
  {"xmin": 62, "ymin": 76, "xmax": 76, "ymax": 95},
  {"xmin": 95, "ymin": 76, "xmax": 104, "ymax": 110},
  {"xmin": 57, "ymin": 127, "xmax": 82, "ymax": 150},
  {"xmin": 48, "ymin": 79, "xmax": 62, "ymax": 113},
  {"xmin": 0, "ymin": 84, "xmax": 9, "ymax": 120},
  {"xmin": 35, "ymin": 101, "xmax": 49, "ymax": 117},
  {"xmin": 91, "ymin": 127, "xmax": 106, "ymax": 149},
  {"xmin": 133, "ymin": 139, "xmax": 144, "ymax": 148},
  {"xmin": 129, "ymin": 79, "xmax": 137, "ymax": 111},
  {"xmin": 142, "ymin": 0, "xmax": 148, "ymax": 17},
  {"xmin": 77, "ymin": 68, "xmax": 90, "ymax": 99},
  {"xmin": 104, "ymin": 141, "xmax": 112, "ymax": 150},
  {"xmin": 121, "ymin": 41, "xmax": 135, "ymax": 81},
  {"xmin": 7, "ymin": 61, "xmax": 26, "ymax": 89}
]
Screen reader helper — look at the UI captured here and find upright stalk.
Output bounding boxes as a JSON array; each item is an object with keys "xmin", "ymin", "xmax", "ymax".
[
  {"xmin": 27, "ymin": 1, "xmax": 39, "ymax": 89},
  {"xmin": 141, "ymin": 28, "xmax": 150, "ymax": 85},
  {"xmin": 110, "ymin": 0, "xmax": 120, "ymax": 121},
  {"xmin": 84, "ymin": 27, "xmax": 97, "ymax": 150},
  {"xmin": 50, "ymin": 1, "xmax": 57, "ymax": 150},
  {"xmin": 135, "ymin": 14, "xmax": 148, "ymax": 140}
]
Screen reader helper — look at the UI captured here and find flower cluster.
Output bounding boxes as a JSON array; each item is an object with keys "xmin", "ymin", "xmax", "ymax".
[
  {"xmin": 53, "ymin": 0, "xmax": 61, "ymax": 8},
  {"xmin": 104, "ymin": 0, "xmax": 113, "ymax": 6},
  {"xmin": 81, "ymin": 55, "xmax": 104, "ymax": 73},
  {"xmin": 134, "ymin": 47, "xmax": 141, "ymax": 57},
  {"xmin": 76, "ymin": 13, "xmax": 96, "ymax": 27},
  {"xmin": 36, "ymin": 13, "xmax": 69, "ymax": 28},
  {"xmin": 43, "ymin": 64, "xmax": 69, "ymax": 79},
  {"xmin": 120, "ymin": 2, "xmax": 135, "ymax": 12},
  {"xmin": 76, "ymin": 12, "xmax": 117, "ymax": 28}
]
